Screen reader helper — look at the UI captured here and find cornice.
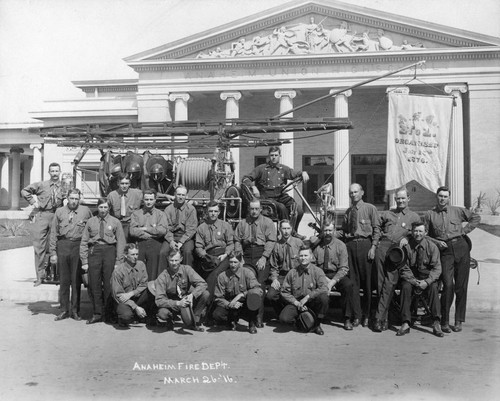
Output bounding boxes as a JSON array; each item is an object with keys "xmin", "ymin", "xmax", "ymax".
[{"xmin": 128, "ymin": 47, "xmax": 500, "ymax": 73}]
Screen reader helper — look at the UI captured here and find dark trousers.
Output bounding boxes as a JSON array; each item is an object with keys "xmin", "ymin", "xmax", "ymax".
[
  {"xmin": 374, "ymin": 239, "xmax": 400, "ymax": 321},
  {"xmin": 198, "ymin": 248, "xmax": 230, "ymax": 313},
  {"xmin": 242, "ymin": 245, "xmax": 269, "ymax": 322},
  {"xmin": 30, "ymin": 211, "xmax": 55, "ymax": 280},
  {"xmin": 266, "ymin": 193, "xmax": 304, "ymax": 231},
  {"xmin": 279, "ymin": 293, "xmax": 329, "ymax": 323},
  {"xmin": 120, "ymin": 221, "xmax": 131, "ymax": 243},
  {"xmin": 137, "ymin": 238, "xmax": 163, "ymax": 280},
  {"xmin": 57, "ymin": 240, "xmax": 82, "ymax": 314},
  {"xmin": 331, "ymin": 276, "xmax": 356, "ymax": 320},
  {"xmin": 374, "ymin": 239, "xmax": 393, "ymax": 295},
  {"xmin": 400, "ymin": 281, "xmax": 441, "ymax": 324},
  {"xmin": 212, "ymin": 303, "xmax": 258, "ymax": 325},
  {"xmin": 159, "ymin": 238, "xmax": 194, "ymax": 272},
  {"xmin": 440, "ymin": 237, "xmax": 470, "ymax": 324},
  {"xmin": 157, "ymin": 290, "xmax": 210, "ymax": 324},
  {"xmin": 346, "ymin": 238, "xmax": 373, "ymax": 319},
  {"xmin": 88, "ymin": 244, "xmax": 116, "ymax": 318},
  {"xmin": 266, "ymin": 274, "xmax": 287, "ymax": 318},
  {"xmin": 116, "ymin": 289, "xmax": 156, "ymax": 324}
]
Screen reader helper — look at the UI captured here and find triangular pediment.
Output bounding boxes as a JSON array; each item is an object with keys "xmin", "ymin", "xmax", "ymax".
[{"xmin": 125, "ymin": 0, "xmax": 500, "ymax": 63}]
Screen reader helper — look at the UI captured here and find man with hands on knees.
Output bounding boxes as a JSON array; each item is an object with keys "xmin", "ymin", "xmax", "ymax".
[{"xmin": 280, "ymin": 246, "xmax": 329, "ymax": 335}]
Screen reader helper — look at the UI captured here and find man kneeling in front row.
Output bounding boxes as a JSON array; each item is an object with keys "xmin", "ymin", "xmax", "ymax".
[
  {"xmin": 111, "ymin": 243, "xmax": 157, "ymax": 327},
  {"xmin": 396, "ymin": 221, "xmax": 444, "ymax": 338},
  {"xmin": 280, "ymin": 246, "xmax": 329, "ymax": 335}
]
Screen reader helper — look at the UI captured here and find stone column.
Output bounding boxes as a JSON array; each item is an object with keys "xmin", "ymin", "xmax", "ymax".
[
  {"xmin": 30, "ymin": 143, "xmax": 43, "ymax": 183},
  {"xmin": 386, "ymin": 86, "xmax": 410, "ymax": 209},
  {"xmin": 220, "ymin": 91, "xmax": 242, "ymax": 183},
  {"xmin": 0, "ymin": 153, "xmax": 10, "ymax": 208},
  {"xmin": 10, "ymin": 147, "xmax": 24, "ymax": 210},
  {"xmin": 169, "ymin": 93, "xmax": 191, "ymax": 157},
  {"xmin": 274, "ymin": 90, "xmax": 296, "ymax": 170},
  {"xmin": 332, "ymin": 89, "xmax": 352, "ymax": 209},
  {"xmin": 444, "ymin": 83, "xmax": 468, "ymax": 206}
]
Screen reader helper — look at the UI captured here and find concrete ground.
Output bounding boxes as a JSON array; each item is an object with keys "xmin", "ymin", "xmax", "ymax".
[{"xmin": 0, "ymin": 220, "xmax": 499, "ymax": 401}]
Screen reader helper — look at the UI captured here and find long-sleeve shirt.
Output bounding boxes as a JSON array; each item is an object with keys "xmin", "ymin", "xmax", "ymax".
[
  {"xmin": 111, "ymin": 260, "xmax": 148, "ymax": 309},
  {"xmin": 423, "ymin": 205, "xmax": 480, "ymax": 241},
  {"xmin": 242, "ymin": 162, "xmax": 302, "ymax": 198},
  {"xmin": 340, "ymin": 200, "xmax": 381, "ymax": 246},
  {"xmin": 107, "ymin": 188, "xmax": 143, "ymax": 222},
  {"xmin": 49, "ymin": 205, "xmax": 93, "ymax": 255},
  {"xmin": 214, "ymin": 266, "xmax": 260, "ymax": 309},
  {"xmin": 129, "ymin": 207, "xmax": 168, "ymax": 240},
  {"xmin": 281, "ymin": 264, "xmax": 328, "ymax": 304},
  {"xmin": 234, "ymin": 214, "xmax": 277, "ymax": 258},
  {"xmin": 379, "ymin": 207, "xmax": 421, "ymax": 243},
  {"xmin": 21, "ymin": 179, "xmax": 64, "ymax": 211},
  {"xmin": 312, "ymin": 238, "xmax": 349, "ymax": 282},
  {"xmin": 195, "ymin": 219, "xmax": 234, "ymax": 258},
  {"xmin": 79, "ymin": 214, "xmax": 125, "ymax": 265},
  {"xmin": 269, "ymin": 236, "xmax": 304, "ymax": 280},
  {"xmin": 154, "ymin": 265, "xmax": 207, "ymax": 309},
  {"xmin": 164, "ymin": 201, "xmax": 198, "ymax": 244},
  {"xmin": 400, "ymin": 237, "xmax": 442, "ymax": 286}
]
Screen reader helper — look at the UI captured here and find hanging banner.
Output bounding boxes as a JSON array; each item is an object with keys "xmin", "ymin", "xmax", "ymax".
[{"xmin": 386, "ymin": 93, "xmax": 454, "ymax": 192}]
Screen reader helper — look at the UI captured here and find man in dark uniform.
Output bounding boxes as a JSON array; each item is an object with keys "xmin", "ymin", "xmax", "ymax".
[
  {"xmin": 159, "ymin": 185, "xmax": 197, "ymax": 270},
  {"xmin": 49, "ymin": 188, "xmax": 92, "ymax": 321},
  {"xmin": 80, "ymin": 198, "xmax": 125, "ymax": 324},
  {"xmin": 396, "ymin": 221, "xmax": 444, "ymax": 338},
  {"xmin": 107, "ymin": 173, "xmax": 142, "ymax": 241},
  {"xmin": 373, "ymin": 188, "xmax": 421, "ymax": 332},
  {"xmin": 130, "ymin": 189, "xmax": 168, "ymax": 280},
  {"xmin": 266, "ymin": 219, "xmax": 304, "ymax": 318},
  {"xmin": 111, "ymin": 243, "xmax": 156, "ymax": 327},
  {"xmin": 213, "ymin": 251, "xmax": 263, "ymax": 334},
  {"xmin": 423, "ymin": 186, "xmax": 480, "ymax": 333},
  {"xmin": 234, "ymin": 199, "xmax": 277, "ymax": 327},
  {"xmin": 313, "ymin": 222, "xmax": 356, "ymax": 330},
  {"xmin": 338, "ymin": 183, "xmax": 381, "ymax": 328},
  {"xmin": 22, "ymin": 162, "xmax": 64, "ymax": 286},
  {"xmin": 280, "ymin": 246, "xmax": 329, "ymax": 335},
  {"xmin": 153, "ymin": 249, "xmax": 209, "ymax": 332},
  {"xmin": 242, "ymin": 146, "xmax": 309, "ymax": 230}
]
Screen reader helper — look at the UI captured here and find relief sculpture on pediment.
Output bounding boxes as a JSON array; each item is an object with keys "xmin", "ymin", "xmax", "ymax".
[{"xmin": 196, "ymin": 18, "xmax": 425, "ymax": 58}]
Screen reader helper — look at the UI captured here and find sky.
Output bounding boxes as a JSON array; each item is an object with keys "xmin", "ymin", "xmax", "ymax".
[{"xmin": 0, "ymin": 0, "xmax": 499, "ymax": 123}]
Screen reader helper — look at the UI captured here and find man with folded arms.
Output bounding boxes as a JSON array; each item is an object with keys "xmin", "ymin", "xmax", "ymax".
[
  {"xmin": 49, "ymin": 188, "xmax": 92, "ymax": 321},
  {"xmin": 396, "ymin": 221, "xmax": 444, "ymax": 338},
  {"xmin": 280, "ymin": 246, "xmax": 329, "ymax": 335},
  {"xmin": 111, "ymin": 243, "xmax": 156, "ymax": 327},
  {"xmin": 313, "ymin": 222, "xmax": 356, "ymax": 331},
  {"xmin": 154, "ymin": 249, "xmax": 209, "ymax": 331},
  {"xmin": 130, "ymin": 189, "xmax": 168, "ymax": 280}
]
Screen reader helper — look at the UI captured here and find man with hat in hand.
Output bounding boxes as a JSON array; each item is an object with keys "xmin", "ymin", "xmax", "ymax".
[
  {"xmin": 49, "ymin": 188, "xmax": 92, "ymax": 321},
  {"xmin": 423, "ymin": 186, "xmax": 480, "ymax": 333},
  {"xmin": 22, "ymin": 162, "xmax": 65, "ymax": 286},
  {"xmin": 280, "ymin": 246, "xmax": 329, "ymax": 335},
  {"xmin": 373, "ymin": 188, "xmax": 421, "ymax": 332},
  {"xmin": 154, "ymin": 249, "xmax": 209, "ymax": 332},
  {"xmin": 213, "ymin": 251, "xmax": 263, "ymax": 334},
  {"xmin": 312, "ymin": 222, "xmax": 356, "ymax": 331},
  {"xmin": 396, "ymin": 221, "xmax": 444, "ymax": 337}
]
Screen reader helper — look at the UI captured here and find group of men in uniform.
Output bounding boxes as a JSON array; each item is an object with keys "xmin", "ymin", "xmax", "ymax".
[{"xmin": 21, "ymin": 146, "xmax": 480, "ymax": 336}]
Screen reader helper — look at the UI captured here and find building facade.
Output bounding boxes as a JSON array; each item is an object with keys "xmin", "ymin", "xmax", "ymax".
[{"xmin": 1, "ymin": 0, "xmax": 499, "ymax": 212}]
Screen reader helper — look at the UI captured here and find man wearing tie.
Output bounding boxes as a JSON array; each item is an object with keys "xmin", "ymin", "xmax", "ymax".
[
  {"xmin": 107, "ymin": 173, "xmax": 142, "ymax": 241},
  {"xmin": 339, "ymin": 183, "xmax": 381, "ymax": 328},
  {"xmin": 80, "ymin": 198, "xmax": 125, "ymax": 324},
  {"xmin": 22, "ymin": 162, "xmax": 64, "ymax": 286},
  {"xmin": 234, "ymin": 199, "xmax": 277, "ymax": 327},
  {"xmin": 49, "ymin": 188, "xmax": 92, "ymax": 321}
]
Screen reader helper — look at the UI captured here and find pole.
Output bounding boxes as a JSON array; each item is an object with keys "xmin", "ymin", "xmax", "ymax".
[{"xmin": 271, "ymin": 60, "xmax": 425, "ymax": 119}]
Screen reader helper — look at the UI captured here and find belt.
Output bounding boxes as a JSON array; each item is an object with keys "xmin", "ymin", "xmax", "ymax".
[
  {"xmin": 345, "ymin": 236, "xmax": 370, "ymax": 242},
  {"xmin": 445, "ymin": 235, "xmax": 464, "ymax": 243}
]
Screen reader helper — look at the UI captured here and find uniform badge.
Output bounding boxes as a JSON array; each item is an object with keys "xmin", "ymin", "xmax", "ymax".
[
  {"xmin": 108, "ymin": 225, "xmax": 112, "ymax": 230},
  {"xmin": 152, "ymin": 224, "xmax": 156, "ymax": 227},
  {"xmin": 402, "ymin": 222, "xmax": 406, "ymax": 228},
  {"xmin": 217, "ymin": 231, "xmax": 221, "ymax": 236}
]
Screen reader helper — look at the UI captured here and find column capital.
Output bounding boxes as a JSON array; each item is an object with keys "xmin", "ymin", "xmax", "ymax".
[
  {"xmin": 274, "ymin": 90, "xmax": 296, "ymax": 100},
  {"xmin": 444, "ymin": 84, "xmax": 468, "ymax": 95},
  {"xmin": 386, "ymin": 86, "xmax": 410, "ymax": 95},
  {"xmin": 330, "ymin": 89, "xmax": 352, "ymax": 98},
  {"xmin": 168, "ymin": 92, "xmax": 191, "ymax": 102},
  {"xmin": 10, "ymin": 147, "xmax": 24, "ymax": 154},
  {"xmin": 30, "ymin": 143, "xmax": 43, "ymax": 150},
  {"xmin": 220, "ymin": 91, "xmax": 242, "ymax": 101}
]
